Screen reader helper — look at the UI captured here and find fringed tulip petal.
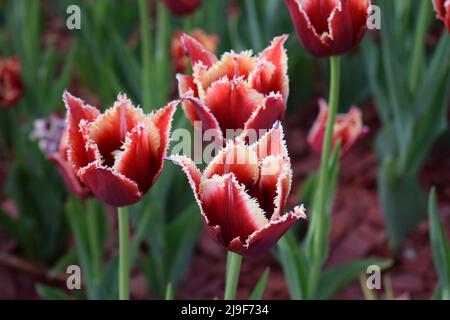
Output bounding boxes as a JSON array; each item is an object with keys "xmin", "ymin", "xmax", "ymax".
[
  {"xmin": 63, "ymin": 91, "xmax": 100, "ymax": 172},
  {"xmin": 204, "ymin": 78, "xmax": 265, "ymax": 132},
  {"xmin": 181, "ymin": 33, "xmax": 218, "ymax": 68},
  {"xmin": 79, "ymin": 163, "xmax": 142, "ymax": 207},
  {"xmin": 88, "ymin": 94, "xmax": 149, "ymax": 167},
  {"xmin": 244, "ymin": 92, "xmax": 285, "ymax": 135},
  {"xmin": 230, "ymin": 206, "xmax": 306, "ymax": 256},
  {"xmin": 251, "ymin": 123, "xmax": 288, "ymax": 160},
  {"xmin": 201, "ymin": 174, "xmax": 268, "ymax": 246},
  {"xmin": 180, "ymin": 95, "xmax": 224, "ymax": 146},
  {"xmin": 204, "ymin": 141, "xmax": 259, "ymax": 189},
  {"xmin": 257, "ymin": 35, "xmax": 289, "ymax": 100}
]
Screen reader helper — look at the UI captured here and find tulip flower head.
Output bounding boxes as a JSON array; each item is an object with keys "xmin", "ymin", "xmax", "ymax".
[
  {"xmin": 171, "ymin": 29, "xmax": 219, "ymax": 74},
  {"xmin": 433, "ymin": 0, "xmax": 450, "ymax": 32},
  {"xmin": 308, "ymin": 99, "xmax": 368, "ymax": 155},
  {"xmin": 170, "ymin": 124, "xmax": 306, "ymax": 256},
  {"xmin": 177, "ymin": 34, "xmax": 289, "ymax": 144},
  {"xmin": 0, "ymin": 56, "xmax": 23, "ymax": 108},
  {"xmin": 284, "ymin": 0, "xmax": 371, "ymax": 57},
  {"xmin": 162, "ymin": 0, "xmax": 202, "ymax": 16},
  {"xmin": 62, "ymin": 91, "xmax": 177, "ymax": 207}
]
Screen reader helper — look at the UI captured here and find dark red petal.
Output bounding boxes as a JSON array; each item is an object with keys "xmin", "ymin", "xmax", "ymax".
[
  {"xmin": 79, "ymin": 163, "xmax": 142, "ymax": 207},
  {"xmin": 229, "ymin": 206, "xmax": 306, "ymax": 256},
  {"xmin": 181, "ymin": 33, "xmax": 218, "ymax": 68},
  {"xmin": 49, "ymin": 153, "xmax": 91, "ymax": 199},
  {"xmin": 251, "ymin": 123, "xmax": 288, "ymax": 160},
  {"xmin": 88, "ymin": 94, "xmax": 146, "ymax": 167},
  {"xmin": 257, "ymin": 35, "xmax": 289, "ymax": 100},
  {"xmin": 63, "ymin": 91, "xmax": 100, "ymax": 171},
  {"xmin": 180, "ymin": 95, "xmax": 224, "ymax": 146},
  {"xmin": 203, "ymin": 141, "xmax": 259, "ymax": 189},
  {"xmin": 201, "ymin": 174, "xmax": 267, "ymax": 246},
  {"xmin": 284, "ymin": 0, "xmax": 334, "ymax": 57},
  {"xmin": 243, "ymin": 92, "xmax": 285, "ymax": 135},
  {"xmin": 328, "ymin": 0, "xmax": 370, "ymax": 55},
  {"xmin": 204, "ymin": 78, "xmax": 265, "ymax": 132}
]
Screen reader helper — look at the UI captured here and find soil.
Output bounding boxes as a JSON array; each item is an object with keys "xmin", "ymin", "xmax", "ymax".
[{"xmin": 1, "ymin": 102, "xmax": 450, "ymax": 300}]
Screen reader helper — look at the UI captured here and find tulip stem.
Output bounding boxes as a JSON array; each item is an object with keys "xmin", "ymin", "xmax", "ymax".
[
  {"xmin": 309, "ymin": 56, "xmax": 341, "ymax": 297},
  {"xmin": 224, "ymin": 252, "xmax": 243, "ymax": 300},
  {"xmin": 118, "ymin": 206, "xmax": 129, "ymax": 300}
]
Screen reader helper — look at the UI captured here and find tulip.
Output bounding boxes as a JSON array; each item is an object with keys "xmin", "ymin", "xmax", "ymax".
[
  {"xmin": 308, "ymin": 98, "xmax": 368, "ymax": 155},
  {"xmin": 162, "ymin": 0, "xmax": 202, "ymax": 16},
  {"xmin": 62, "ymin": 91, "xmax": 177, "ymax": 207},
  {"xmin": 0, "ymin": 56, "xmax": 23, "ymax": 108},
  {"xmin": 30, "ymin": 114, "xmax": 92, "ymax": 198},
  {"xmin": 432, "ymin": 0, "xmax": 450, "ymax": 32},
  {"xmin": 284, "ymin": 0, "xmax": 371, "ymax": 57},
  {"xmin": 170, "ymin": 124, "xmax": 306, "ymax": 256},
  {"xmin": 171, "ymin": 29, "xmax": 219, "ymax": 74},
  {"xmin": 177, "ymin": 34, "xmax": 289, "ymax": 144}
]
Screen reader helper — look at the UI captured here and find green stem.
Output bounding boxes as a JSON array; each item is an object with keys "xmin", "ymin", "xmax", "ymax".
[
  {"xmin": 224, "ymin": 252, "xmax": 243, "ymax": 300},
  {"xmin": 138, "ymin": 0, "xmax": 153, "ymax": 112},
  {"xmin": 309, "ymin": 56, "xmax": 341, "ymax": 297},
  {"xmin": 86, "ymin": 200, "xmax": 101, "ymax": 287},
  {"xmin": 118, "ymin": 206, "xmax": 129, "ymax": 300},
  {"xmin": 409, "ymin": 0, "xmax": 431, "ymax": 92}
]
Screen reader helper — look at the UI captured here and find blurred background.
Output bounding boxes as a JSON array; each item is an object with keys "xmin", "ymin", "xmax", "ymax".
[{"xmin": 0, "ymin": 0, "xmax": 449, "ymax": 300}]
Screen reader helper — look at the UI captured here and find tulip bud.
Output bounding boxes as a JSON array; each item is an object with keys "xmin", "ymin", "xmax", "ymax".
[
  {"xmin": 0, "ymin": 56, "xmax": 23, "ymax": 108},
  {"xmin": 308, "ymin": 99, "xmax": 368, "ymax": 155},
  {"xmin": 171, "ymin": 29, "xmax": 219, "ymax": 74},
  {"xmin": 284, "ymin": 0, "xmax": 371, "ymax": 57},
  {"xmin": 162, "ymin": 0, "xmax": 202, "ymax": 16}
]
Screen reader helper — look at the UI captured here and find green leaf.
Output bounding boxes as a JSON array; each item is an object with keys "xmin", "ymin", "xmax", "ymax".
[
  {"xmin": 379, "ymin": 156, "xmax": 426, "ymax": 248},
  {"xmin": 165, "ymin": 283, "xmax": 174, "ymax": 300},
  {"xmin": 428, "ymin": 188, "xmax": 450, "ymax": 299},
  {"xmin": 316, "ymin": 259, "xmax": 392, "ymax": 300},
  {"xmin": 277, "ymin": 232, "xmax": 308, "ymax": 299},
  {"xmin": 249, "ymin": 268, "xmax": 270, "ymax": 300},
  {"xmin": 36, "ymin": 284, "xmax": 72, "ymax": 300}
]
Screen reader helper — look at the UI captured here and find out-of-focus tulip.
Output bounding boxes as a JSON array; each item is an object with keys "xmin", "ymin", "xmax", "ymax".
[
  {"xmin": 308, "ymin": 98, "xmax": 368, "ymax": 155},
  {"xmin": 30, "ymin": 114, "xmax": 92, "ymax": 199},
  {"xmin": 62, "ymin": 91, "xmax": 177, "ymax": 207},
  {"xmin": 171, "ymin": 29, "xmax": 219, "ymax": 74},
  {"xmin": 170, "ymin": 124, "xmax": 306, "ymax": 256},
  {"xmin": 178, "ymin": 34, "xmax": 289, "ymax": 144},
  {"xmin": 162, "ymin": 0, "xmax": 202, "ymax": 16},
  {"xmin": 433, "ymin": 0, "xmax": 450, "ymax": 32},
  {"xmin": 284, "ymin": 0, "xmax": 371, "ymax": 57},
  {"xmin": 0, "ymin": 56, "xmax": 23, "ymax": 108}
]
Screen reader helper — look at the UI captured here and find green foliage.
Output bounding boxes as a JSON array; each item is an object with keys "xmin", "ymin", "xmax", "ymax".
[
  {"xmin": 362, "ymin": 0, "xmax": 450, "ymax": 248},
  {"xmin": 428, "ymin": 188, "xmax": 450, "ymax": 300}
]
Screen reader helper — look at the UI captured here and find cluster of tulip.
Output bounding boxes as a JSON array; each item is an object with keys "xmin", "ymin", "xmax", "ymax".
[{"xmin": 2, "ymin": 0, "xmax": 449, "ymax": 300}]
